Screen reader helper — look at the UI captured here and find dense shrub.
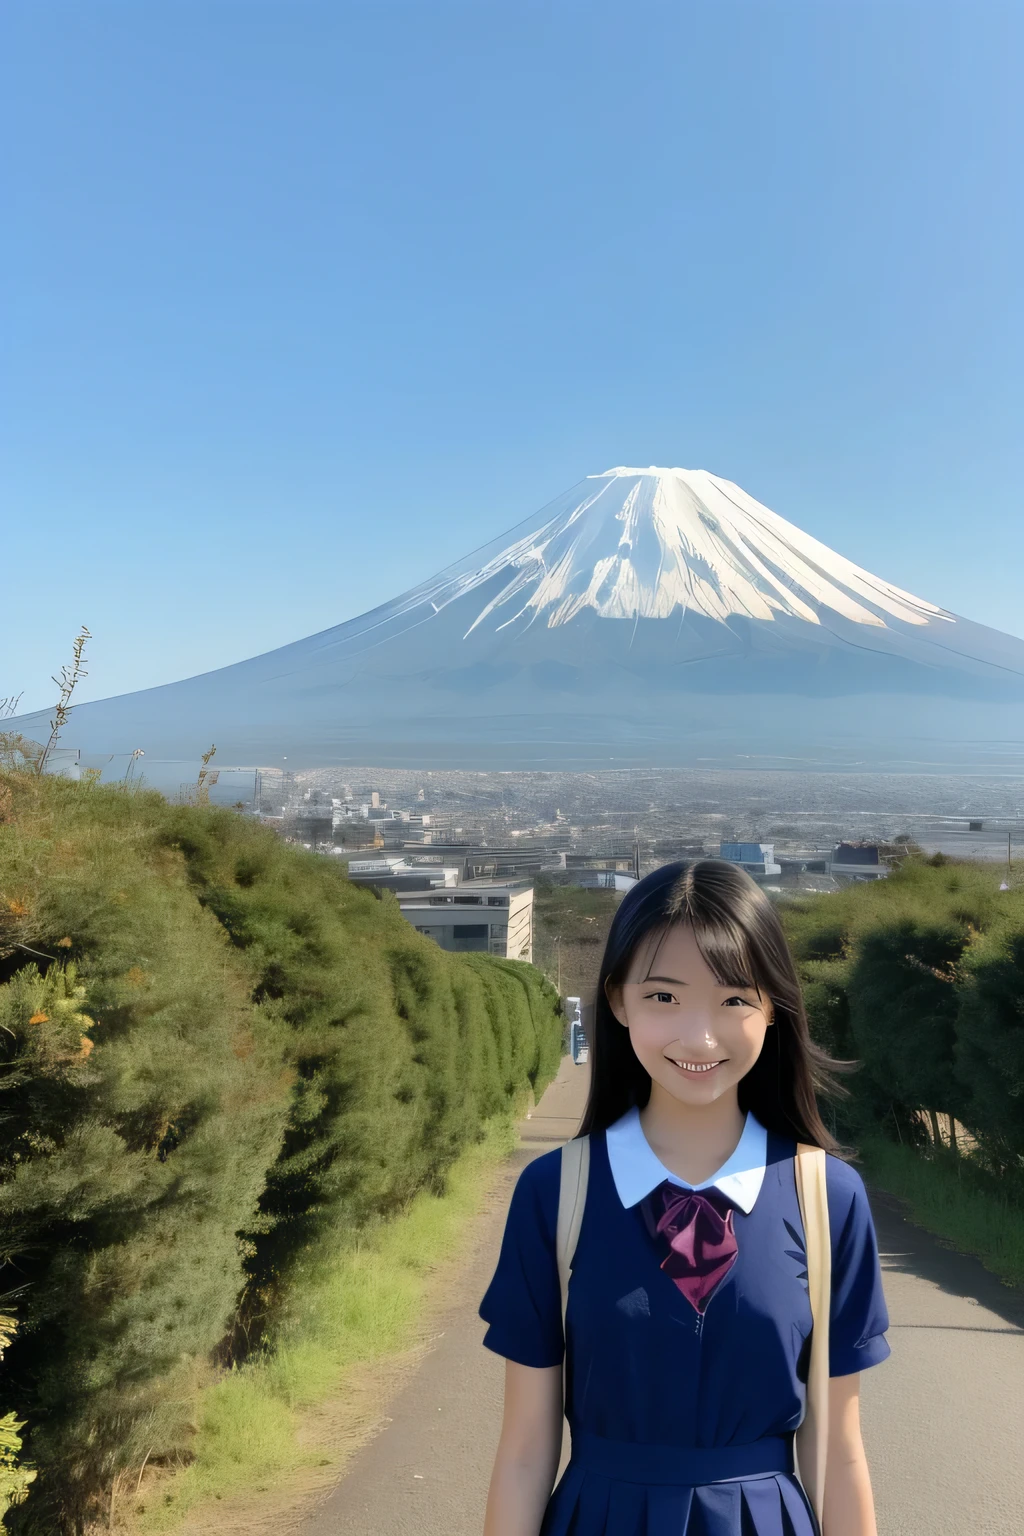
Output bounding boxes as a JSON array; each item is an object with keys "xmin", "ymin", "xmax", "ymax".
[
  {"xmin": 781, "ymin": 860, "xmax": 1024, "ymax": 1181},
  {"xmin": 157, "ymin": 806, "xmax": 558, "ymax": 1317},
  {"xmin": 0, "ymin": 773, "xmax": 561, "ymax": 1533},
  {"xmin": 0, "ymin": 776, "xmax": 292, "ymax": 1532},
  {"xmin": 848, "ymin": 919, "xmax": 969, "ymax": 1133},
  {"xmin": 0, "ymin": 1316, "xmax": 34, "ymax": 1517},
  {"xmin": 460, "ymin": 952, "xmax": 564, "ymax": 1103},
  {"xmin": 956, "ymin": 925, "xmax": 1024, "ymax": 1170}
]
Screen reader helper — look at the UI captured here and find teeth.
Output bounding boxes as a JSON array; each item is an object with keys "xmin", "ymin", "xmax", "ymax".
[{"xmin": 670, "ymin": 1059, "xmax": 721, "ymax": 1073}]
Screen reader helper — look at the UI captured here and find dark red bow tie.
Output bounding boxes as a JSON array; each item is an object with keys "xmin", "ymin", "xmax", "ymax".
[{"xmin": 639, "ymin": 1181, "xmax": 739, "ymax": 1314}]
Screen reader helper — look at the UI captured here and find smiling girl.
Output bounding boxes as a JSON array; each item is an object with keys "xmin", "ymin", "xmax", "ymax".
[{"xmin": 479, "ymin": 860, "xmax": 889, "ymax": 1536}]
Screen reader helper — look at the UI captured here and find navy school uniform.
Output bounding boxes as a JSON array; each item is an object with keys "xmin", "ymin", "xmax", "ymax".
[{"xmin": 479, "ymin": 1110, "xmax": 890, "ymax": 1536}]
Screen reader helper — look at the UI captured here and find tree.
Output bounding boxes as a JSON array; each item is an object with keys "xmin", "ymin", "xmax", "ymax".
[
  {"xmin": 847, "ymin": 919, "xmax": 969, "ymax": 1145},
  {"xmin": 955, "ymin": 924, "xmax": 1024, "ymax": 1177}
]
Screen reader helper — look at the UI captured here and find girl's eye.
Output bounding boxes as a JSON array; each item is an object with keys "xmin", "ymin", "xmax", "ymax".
[
  {"xmin": 723, "ymin": 995, "xmax": 756, "ymax": 1008},
  {"xmin": 646, "ymin": 991, "xmax": 675, "ymax": 1004}
]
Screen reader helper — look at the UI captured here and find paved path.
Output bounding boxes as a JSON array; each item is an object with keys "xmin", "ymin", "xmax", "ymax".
[
  {"xmin": 299, "ymin": 1059, "xmax": 1024, "ymax": 1536},
  {"xmin": 860, "ymin": 1192, "xmax": 1024, "ymax": 1534}
]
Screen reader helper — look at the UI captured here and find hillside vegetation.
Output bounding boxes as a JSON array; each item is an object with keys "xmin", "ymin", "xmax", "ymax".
[
  {"xmin": 781, "ymin": 860, "xmax": 1024, "ymax": 1229},
  {"xmin": 0, "ymin": 771, "xmax": 561, "ymax": 1534}
]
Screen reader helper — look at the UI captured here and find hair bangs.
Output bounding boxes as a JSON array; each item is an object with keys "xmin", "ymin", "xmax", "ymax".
[
  {"xmin": 667, "ymin": 867, "xmax": 761, "ymax": 994},
  {"xmin": 688, "ymin": 918, "xmax": 760, "ymax": 994}
]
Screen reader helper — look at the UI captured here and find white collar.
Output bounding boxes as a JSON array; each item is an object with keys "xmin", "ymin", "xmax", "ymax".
[{"xmin": 605, "ymin": 1106, "xmax": 767, "ymax": 1214}]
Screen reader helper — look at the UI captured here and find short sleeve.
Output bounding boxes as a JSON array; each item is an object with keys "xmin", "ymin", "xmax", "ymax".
[
  {"xmin": 826, "ymin": 1157, "xmax": 891, "ymax": 1377},
  {"xmin": 478, "ymin": 1150, "xmax": 564, "ymax": 1368}
]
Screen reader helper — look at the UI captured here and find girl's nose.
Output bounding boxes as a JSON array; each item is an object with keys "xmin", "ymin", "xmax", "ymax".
[{"xmin": 670, "ymin": 1014, "xmax": 720, "ymax": 1051}]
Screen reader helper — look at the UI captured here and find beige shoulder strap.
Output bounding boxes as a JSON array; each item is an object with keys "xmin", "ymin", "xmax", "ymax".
[
  {"xmin": 794, "ymin": 1143, "xmax": 831, "ymax": 1528},
  {"xmin": 556, "ymin": 1135, "xmax": 590, "ymax": 1397}
]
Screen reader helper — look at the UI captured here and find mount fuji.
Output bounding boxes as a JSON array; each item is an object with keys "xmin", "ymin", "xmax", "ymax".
[{"xmin": 12, "ymin": 467, "xmax": 1024, "ymax": 772}]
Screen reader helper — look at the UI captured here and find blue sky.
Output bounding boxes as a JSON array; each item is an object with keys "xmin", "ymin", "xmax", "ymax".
[{"xmin": 3, "ymin": 0, "xmax": 1022, "ymax": 712}]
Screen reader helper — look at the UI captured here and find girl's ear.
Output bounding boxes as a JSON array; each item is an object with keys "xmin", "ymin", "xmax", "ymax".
[{"xmin": 604, "ymin": 977, "xmax": 629, "ymax": 1028}]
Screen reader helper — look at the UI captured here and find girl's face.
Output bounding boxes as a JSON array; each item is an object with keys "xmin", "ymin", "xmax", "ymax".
[{"xmin": 606, "ymin": 921, "xmax": 773, "ymax": 1108}]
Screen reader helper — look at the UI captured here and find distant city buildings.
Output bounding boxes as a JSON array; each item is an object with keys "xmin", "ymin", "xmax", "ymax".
[
  {"xmin": 345, "ymin": 857, "xmax": 459, "ymax": 893},
  {"xmin": 343, "ymin": 855, "xmax": 533, "ymax": 960},
  {"xmin": 572, "ymin": 871, "xmax": 638, "ymax": 892},
  {"xmin": 830, "ymin": 844, "xmax": 888, "ymax": 881},
  {"xmin": 462, "ymin": 845, "xmax": 565, "ymax": 880},
  {"xmin": 228, "ymin": 769, "xmax": 1024, "ymax": 957},
  {"xmin": 398, "ymin": 881, "xmax": 534, "ymax": 962},
  {"xmin": 914, "ymin": 818, "xmax": 1021, "ymax": 864},
  {"xmin": 719, "ymin": 842, "xmax": 782, "ymax": 878},
  {"xmin": 565, "ymin": 851, "xmax": 637, "ymax": 875}
]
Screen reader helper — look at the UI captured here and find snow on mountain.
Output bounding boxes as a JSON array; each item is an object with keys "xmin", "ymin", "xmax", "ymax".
[
  {"xmin": 456, "ymin": 468, "xmax": 948, "ymax": 634},
  {"xmin": 9, "ymin": 467, "xmax": 1024, "ymax": 772}
]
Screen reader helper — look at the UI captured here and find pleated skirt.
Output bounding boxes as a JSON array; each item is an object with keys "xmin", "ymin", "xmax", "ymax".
[{"xmin": 541, "ymin": 1432, "xmax": 818, "ymax": 1536}]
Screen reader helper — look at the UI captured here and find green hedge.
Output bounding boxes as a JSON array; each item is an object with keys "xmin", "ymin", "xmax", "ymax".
[
  {"xmin": 781, "ymin": 859, "xmax": 1024, "ymax": 1185},
  {"xmin": 0, "ymin": 1316, "xmax": 34, "ymax": 1518},
  {"xmin": 0, "ymin": 772, "xmax": 561, "ymax": 1533}
]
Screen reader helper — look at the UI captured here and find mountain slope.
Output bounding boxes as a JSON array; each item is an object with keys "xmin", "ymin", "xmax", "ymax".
[{"xmin": 12, "ymin": 467, "xmax": 1024, "ymax": 771}]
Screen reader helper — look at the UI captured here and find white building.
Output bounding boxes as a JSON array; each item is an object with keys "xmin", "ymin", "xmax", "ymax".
[
  {"xmin": 397, "ymin": 880, "xmax": 534, "ymax": 961},
  {"xmin": 719, "ymin": 842, "xmax": 782, "ymax": 878}
]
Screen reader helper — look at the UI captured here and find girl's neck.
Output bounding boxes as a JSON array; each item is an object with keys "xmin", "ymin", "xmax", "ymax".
[{"xmin": 638, "ymin": 1083, "xmax": 746, "ymax": 1187}]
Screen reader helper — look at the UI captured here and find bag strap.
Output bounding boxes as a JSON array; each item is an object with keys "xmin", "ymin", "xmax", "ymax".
[
  {"xmin": 556, "ymin": 1135, "xmax": 590, "ymax": 1407},
  {"xmin": 794, "ymin": 1143, "xmax": 831, "ymax": 1529}
]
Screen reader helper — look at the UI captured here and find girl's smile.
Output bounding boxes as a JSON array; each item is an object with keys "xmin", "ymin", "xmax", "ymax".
[{"xmin": 665, "ymin": 1056, "xmax": 727, "ymax": 1077}]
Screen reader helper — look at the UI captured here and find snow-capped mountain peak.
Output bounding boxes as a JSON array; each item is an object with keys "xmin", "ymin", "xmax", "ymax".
[
  {"xmin": 10, "ymin": 462, "xmax": 1022, "ymax": 774},
  {"xmin": 456, "ymin": 467, "xmax": 949, "ymax": 638}
]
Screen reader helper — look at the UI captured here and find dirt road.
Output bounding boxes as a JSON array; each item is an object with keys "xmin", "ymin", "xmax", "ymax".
[{"xmin": 299, "ymin": 1057, "xmax": 1024, "ymax": 1536}]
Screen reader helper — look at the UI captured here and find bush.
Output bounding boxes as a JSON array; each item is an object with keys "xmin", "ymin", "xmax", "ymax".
[
  {"xmin": 847, "ymin": 918, "xmax": 969, "ymax": 1132},
  {"xmin": 157, "ymin": 807, "xmax": 558, "ymax": 1324},
  {"xmin": 0, "ymin": 772, "xmax": 561, "ymax": 1532},
  {"xmin": 0, "ymin": 1315, "xmax": 35, "ymax": 1517},
  {"xmin": 956, "ymin": 924, "xmax": 1024, "ymax": 1178},
  {"xmin": 0, "ymin": 775, "xmax": 292, "ymax": 1532},
  {"xmin": 780, "ymin": 858, "xmax": 1024, "ymax": 1181}
]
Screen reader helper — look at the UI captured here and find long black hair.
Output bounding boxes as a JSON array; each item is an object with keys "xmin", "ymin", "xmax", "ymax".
[{"xmin": 577, "ymin": 860, "xmax": 846, "ymax": 1153}]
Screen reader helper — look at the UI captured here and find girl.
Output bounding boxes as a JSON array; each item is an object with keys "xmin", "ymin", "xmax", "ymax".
[{"xmin": 479, "ymin": 860, "xmax": 889, "ymax": 1536}]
